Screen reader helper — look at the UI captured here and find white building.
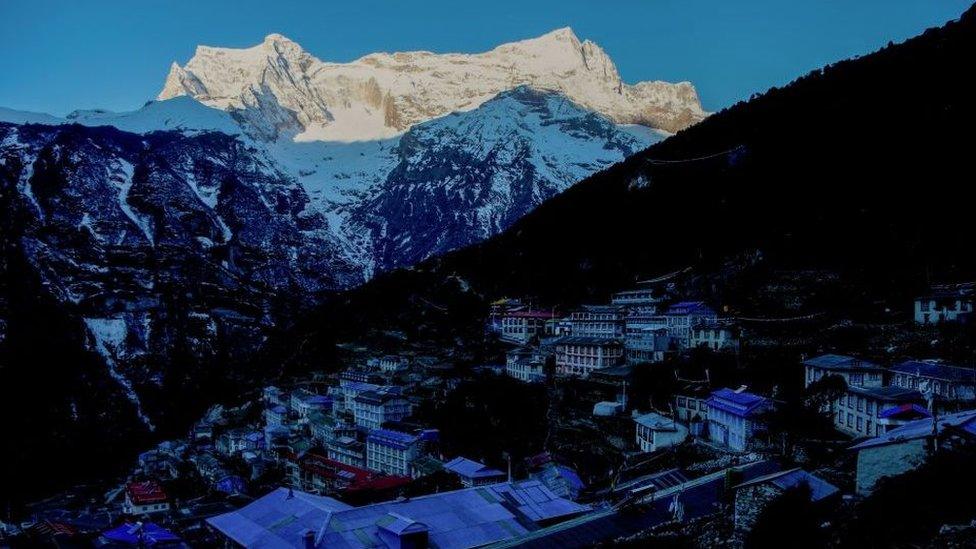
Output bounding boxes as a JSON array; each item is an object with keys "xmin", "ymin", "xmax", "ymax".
[
  {"xmin": 663, "ymin": 301, "xmax": 718, "ymax": 348},
  {"xmin": 674, "ymin": 393, "xmax": 709, "ymax": 436},
  {"xmin": 505, "ymin": 349, "xmax": 547, "ymax": 383},
  {"xmin": 327, "ymin": 436, "xmax": 366, "ymax": 468},
  {"xmin": 568, "ymin": 305, "xmax": 625, "ymax": 338},
  {"xmin": 705, "ymin": 388, "xmax": 772, "ymax": 452},
  {"xmin": 834, "ymin": 386, "xmax": 927, "ymax": 438},
  {"xmin": 611, "ymin": 287, "xmax": 662, "ymax": 310},
  {"xmin": 634, "ymin": 412, "xmax": 688, "ymax": 452},
  {"xmin": 914, "ymin": 287, "xmax": 974, "ymax": 324},
  {"xmin": 352, "ymin": 391, "xmax": 411, "ymax": 430},
  {"xmin": 369, "ymin": 355, "xmax": 409, "ymax": 373},
  {"xmin": 123, "ymin": 481, "xmax": 170, "ymax": 516},
  {"xmin": 890, "ymin": 360, "xmax": 976, "ymax": 403},
  {"xmin": 851, "ymin": 409, "xmax": 976, "ymax": 495},
  {"xmin": 290, "ymin": 389, "xmax": 333, "ymax": 422},
  {"xmin": 689, "ymin": 322, "xmax": 739, "ymax": 352},
  {"xmin": 500, "ymin": 310, "xmax": 558, "ymax": 344},
  {"xmin": 366, "ymin": 429, "xmax": 421, "ymax": 477},
  {"xmin": 623, "ymin": 310, "xmax": 670, "ymax": 364},
  {"xmin": 554, "ymin": 336, "xmax": 624, "ymax": 378},
  {"xmin": 802, "ymin": 354, "xmax": 884, "ymax": 389}
]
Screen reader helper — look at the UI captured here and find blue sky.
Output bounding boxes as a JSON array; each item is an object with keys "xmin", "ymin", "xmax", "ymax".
[{"xmin": 1, "ymin": 0, "xmax": 969, "ymax": 115}]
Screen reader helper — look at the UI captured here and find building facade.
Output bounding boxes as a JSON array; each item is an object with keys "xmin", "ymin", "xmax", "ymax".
[
  {"xmin": 554, "ymin": 336, "xmax": 624, "ymax": 377},
  {"xmin": 914, "ymin": 288, "xmax": 974, "ymax": 324},
  {"xmin": 705, "ymin": 388, "xmax": 772, "ymax": 452},
  {"xmin": 890, "ymin": 360, "xmax": 976, "ymax": 402},
  {"xmin": 568, "ymin": 305, "xmax": 625, "ymax": 338},
  {"xmin": 802, "ymin": 354, "xmax": 884, "ymax": 389},
  {"xmin": 505, "ymin": 349, "xmax": 547, "ymax": 383},
  {"xmin": 834, "ymin": 386, "xmax": 926, "ymax": 438},
  {"xmin": 664, "ymin": 301, "xmax": 718, "ymax": 348},
  {"xmin": 352, "ymin": 391, "xmax": 411, "ymax": 430},
  {"xmin": 366, "ymin": 429, "xmax": 421, "ymax": 477},
  {"xmin": 500, "ymin": 311, "xmax": 558, "ymax": 344},
  {"xmin": 633, "ymin": 412, "xmax": 689, "ymax": 453}
]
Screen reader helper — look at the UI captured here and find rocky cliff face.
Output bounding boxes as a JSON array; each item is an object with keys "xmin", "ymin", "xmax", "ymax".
[
  {"xmin": 0, "ymin": 122, "xmax": 361, "ymax": 432},
  {"xmin": 159, "ymin": 28, "xmax": 706, "ymax": 141}
]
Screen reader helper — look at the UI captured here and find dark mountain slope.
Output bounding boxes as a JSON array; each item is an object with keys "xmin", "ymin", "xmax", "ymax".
[{"xmin": 268, "ymin": 5, "xmax": 976, "ymax": 368}]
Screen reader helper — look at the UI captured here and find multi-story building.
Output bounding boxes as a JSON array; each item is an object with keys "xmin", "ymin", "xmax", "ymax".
[
  {"xmin": 914, "ymin": 286, "xmax": 974, "ymax": 324},
  {"xmin": 633, "ymin": 412, "xmax": 689, "ymax": 453},
  {"xmin": 264, "ymin": 404, "xmax": 289, "ymax": 427},
  {"xmin": 500, "ymin": 310, "xmax": 558, "ymax": 344},
  {"xmin": 308, "ymin": 411, "xmax": 357, "ymax": 446},
  {"xmin": 689, "ymin": 321, "xmax": 739, "ymax": 352},
  {"xmin": 705, "ymin": 388, "xmax": 772, "ymax": 452},
  {"xmin": 802, "ymin": 354, "xmax": 884, "ymax": 389},
  {"xmin": 366, "ymin": 429, "xmax": 421, "ymax": 477},
  {"xmin": 611, "ymin": 287, "xmax": 662, "ymax": 310},
  {"xmin": 624, "ymin": 319, "xmax": 671, "ymax": 364},
  {"xmin": 262, "ymin": 385, "xmax": 289, "ymax": 408},
  {"xmin": 330, "ymin": 379, "xmax": 380, "ymax": 413},
  {"xmin": 890, "ymin": 360, "xmax": 976, "ymax": 402},
  {"xmin": 834, "ymin": 386, "xmax": 927, "ymax": 438},
  {"xmin": 674, "ymin": 393, "xmax": 710, "ymax": 436},
  {"xmin": 568, "ymin": 305, "xmax": 626, "ymax": 338},
  {"xmin": 369, "ymin": 355, "xmax": 410, "ymax": 373},
  {"xmin": 352, "ymin": 391, "xmax": 411, "ymax": 430},
  {"xmin": 554, "ymin": 336, "xmax": 624, "ymax": 378},
  {"xmin": 505, "ymin": 349, "xmax": 547, "ymax": 383},
  {"xmin": 664, "ymin": 301, "xmax": 718, "ymax": 348},
  {"xmin": 290, "ymin": 389, "xmax": 333, "ymax": 422},
  {"xmin": 327, "ymin": 436, "xmax": 367, "ymax": 469}
]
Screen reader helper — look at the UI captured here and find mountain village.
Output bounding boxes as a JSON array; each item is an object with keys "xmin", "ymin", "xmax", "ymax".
[{"xmin": 7, "ymin": 274, "xmax": 975, "ymax": 547}]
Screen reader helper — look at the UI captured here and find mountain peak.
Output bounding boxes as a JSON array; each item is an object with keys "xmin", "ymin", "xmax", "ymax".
[{"xmin": 157, "ymin": 29, "xmax": 706, "ymax": 141}]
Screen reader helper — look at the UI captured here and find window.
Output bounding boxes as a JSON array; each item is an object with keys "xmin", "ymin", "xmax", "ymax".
[
  {"xmin": 677, "ymin": 397, "xmax": 687, "ymax": 407},
  {"xmin": 847, "ymin": 413, "xmax": 853, "ymax": 427},
  {"xmin": 866, "ymin": 400, "xmax": 874, "ymax": 415},
  {"xmin": 866, "ymin": 420, "xmax": 872, "ymax": 435},
  {"xmin": 856, "ymin": 417, "xmax": 863, "ymax": 432}
]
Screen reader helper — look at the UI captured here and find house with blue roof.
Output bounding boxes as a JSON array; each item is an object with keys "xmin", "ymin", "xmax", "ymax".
[
  {"xmin": 366, "ymin": 429, "xmax": 421, "ymax": 477},
  {"xmin": 443, "ymin": 457, "xmax": 506, "ymax": 487},
  {"xmin": 705, "ymin": 388, "xmax": 772, "ymax": 452},
  {"xmin": 890, "ymin": 359, "xmax": 976, "ymax": 403},
  {"xmin": 206, "ymin": 481, "xmax": 590, "ymax": 548},
  {"xmin": 530, "ymin": 462, "xmax": 585, "ymax": 501},
  {"xmin": 834, "ymin": 385, "xmax": 926, "ymax": 438},
  {"xmin": 663, "ymin": 301, "xmax": 717, "ymax": 348},
  {"xmin": 802, "ymin": 353, "xmax": 883, "ymax": 388},
  {"xmin": 850, "ymin": 409, "xmax": 976, "ymax": 495},
  {"xmin": 98, "ymin": 522, "xmax": 185, "ymax": 547},
  {"xmin": 732, "ymin": 468, "xmax": 840, "ymax": 533}
]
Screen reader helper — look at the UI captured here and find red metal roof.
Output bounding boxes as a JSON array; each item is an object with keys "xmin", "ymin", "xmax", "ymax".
[{"xmin": 126, "ymin": 480, "xmax": 168, "ymax": 505}]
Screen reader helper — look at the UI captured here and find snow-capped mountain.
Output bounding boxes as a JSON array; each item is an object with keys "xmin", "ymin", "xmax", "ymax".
[
  {"xmin": 0, "ymin": 28, "xmax": 694, "ymax": 460},
  {"xmin": 159, "ymin": 28, "xmax": 705, "ymax": 141}
]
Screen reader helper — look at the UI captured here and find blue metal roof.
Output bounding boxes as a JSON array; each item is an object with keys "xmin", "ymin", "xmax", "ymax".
[
  {"xmin": 367, "ymin": 429, "xmax": 418, "ymax": 450},
  {"xmin": 851, "ymin": 409, "xmax": 976, "ymax": 450},
  {"xmin": 802, "ymin": 353, "xmax": 881, "ymax": 371},
  {"xmin": 208, "ymin": 481, "xmax": 590, "ymax": 548},
  {"xmin": 891, "ymin": 360, "xmax": 976, "ymax": 382},
  {"xmin": 444, "ymin": 457, "xmax": 505, "ymax": 480},
  {"xmin": 706, "ymin": 388, "xmax": 769, "ymax": 417},
  {"xmin": 101, "ymin": 522, "xmax": 181, "ymax": 546}
]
